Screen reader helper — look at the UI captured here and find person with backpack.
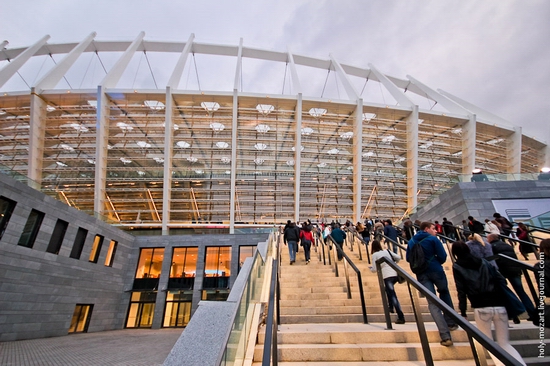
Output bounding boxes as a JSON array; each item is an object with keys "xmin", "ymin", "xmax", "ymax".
[
  {"xmin": 452, "ymin": 241, "xmax": 526, "ymax": 366},
  {"xmin": 467, "ymin": 216, "xmax": 485, "ymax": 235},
  {"xmin": 406, "ymin": 221, "xmax": 458, "ymax": 347}
]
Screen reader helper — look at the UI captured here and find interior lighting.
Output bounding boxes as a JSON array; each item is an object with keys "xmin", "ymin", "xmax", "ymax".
[
  {"xmin": 301, "ymin": 127, "xmax": 314, "ymax": 136},
  {"xmin": 117, "ymin": 122, "xmax": 133, "ymax": 131},
  {"xmin": 286, "ymin": 160, "xmax": 295, "ymax": 166},
  {"xmin": 210, "ymin": 122, "xmax": 225, "ymax": 132},
  {"xmin": 255, "ymin": 124, "xmax": 270, "ymax": 133},
  {"xmin": 451, "ymin": 128, "xmax": 462, "ymax": 135},
  {"xmin": 254, "ymin": 143, "xmax": 267, "ymax": 150},
  {"xmin": 419, "ymin": 141, "xmax": 433, "ymax": 149},
  {"xmin": 363, "ymin": 151, "xmax": 374, "ymax": 158},
  {"xmin": 486, "ymin": 138, "xmax": 504, "ymax": 145},
  {"xmin": 195, "ymin": 170, "xmax": 204, "ymax": 174},
  {"xmin": 137, "ymin": 171, "xmax": 146, "ymax": 176},
  {"xmin": 201, "ymin": 102, "xmax": 220, "ymax": 112},
  {"xmin": 187, "ymin": 157, "xmax": 198, "ymax": 163},
  {"xmin": 56, "ymin": 161, "xmax": 68, "ymax": 167},
  {"xmin": 144, "ymin": 100, "xmax": 165, "ymax": 110},
  {"xmin": 309, "ymin": 108, "xmax": 327, "ymax": 117},
  {"xmin": 120, "ymin": 157, "xmax": 132, "ymax": 164},
  {"xmin": 87, "ymin": 159, "xmax": 95, "ymax": 164},
  {"xmin": 382, "ymin": 135, "xmax": 395, "ymax": 144},
  {"xmin": 176, "ymin": 141, "xmax": 190, "ymax": 148},
  {"xmin": 362, "ymin": 113, "xmax": 376, "ymax": 121},
  {"xmin": 137, "ymin": 141, "xmax": 151, "ymax": 148},
  {"xmin": 154, "ymin": 157, "xmax": 164, "ymax": 164},
  {"xmin": 0, "ymin": 110, "xmax": 6, "ymax": 115},
  {"xmin": 340, "ymin": 132, "xmax": 353, "ymax": 140},
  {"xmin": 541, "ymin": 167, "xmax": 550, "ymax": 173},
  {"xmin": 87, "ymin": 100, "xmax": 97, "ymax": 108},
  {"xmin": 221, "ymin": 157, "xmax": 231, "ymax": 164},
  {"xmin": 70, "ymin": 123, "xmax": 89, "ymax": 133},
  {"xmin": 46, "ymin": 105, "xmax": 56, "ymax": 112},
  {"xmin": 256, "ymin": 104, "xmax": 274, "ymax": 115},
  {"xmin": 254, "ymin": 158, "xmax": 265, "ymax": 165},
  {"xmin": 327, "ymin": 148, "xmax": 339, "ymax": 155},
  {"xmin": 292, "ymin": 146, "xmax": 304, "ymax": 152},
  {"xmin": 60, "ymin": 144, "xmax": 74, "ymax": 151},
  {"xmin": 317, "ymin": 162, "xmax": 327, "ymax": 168},
  {"xmin": 215, "ymin": 142, "xmax": 229, "ymax": 149}
]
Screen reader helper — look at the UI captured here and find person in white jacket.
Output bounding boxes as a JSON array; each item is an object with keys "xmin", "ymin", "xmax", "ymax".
[
  {"xmin": 484, "ymin": 219, "xmax": 501, "ymax": 235},
  {"xmin": 370, "ymin": 240, "xmax": 405, "ymax": 324}
]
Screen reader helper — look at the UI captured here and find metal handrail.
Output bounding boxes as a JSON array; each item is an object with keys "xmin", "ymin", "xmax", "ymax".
[
  {"xmin": 454, "ymin": 225, "xmax": 541, "ymax": 253},
  {"xmin": 375, "ymin": 256, "xmax": 524, "ymax": 366},
  {"xmin": 261, "ymin": 258, "xmax": 279, "ymax": 366},
  {"xmin": 325, "ymin": 235, "xmax": 368, "ymax": 324},
  {"xmin": 487, "ymin": 253, "xmax": 538, "ymax": 305},
  {"xmin": 262, "ymin": 232, "xmax": 281, "ymax": 366}
]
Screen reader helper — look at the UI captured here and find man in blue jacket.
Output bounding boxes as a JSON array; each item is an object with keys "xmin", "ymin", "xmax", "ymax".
[
  {"xmin": 330, "ymin": 222, "xmax": 346, "ymax": 260},
  {"xmin": 406, "ymin": 221, "xmax": 458, "ymax": 347}
]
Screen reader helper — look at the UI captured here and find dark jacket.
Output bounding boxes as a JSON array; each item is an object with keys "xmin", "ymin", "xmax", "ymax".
[
  {"xmin": 406, "ymin": 231, "xmax": 447, "ymax": 274},
  {"xmin": 383, "ymin": 224, "xmax": 398, "ymax": 242},
  {"xmin": 284, "ymin": 223, "xmax": 300, "ymax": 243},
  {"xmin": 490, "ymin": 239, "xmax": 522, "ymax": 278},
  {"xmin": 468, "ymin": 219, "xmax": 485, "ymax": 234},
  {"xmin": 330, "ymin": 227, "xmax": 346, "ymax": 245},
  {"xmin": 453, "ymin": 254, "xmax": 506, "ymax": 316}
]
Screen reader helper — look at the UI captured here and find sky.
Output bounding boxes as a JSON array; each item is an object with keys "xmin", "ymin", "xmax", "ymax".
[{"xmin": 1, "ymin": 0, "xmax": 549, "ymax": 143}]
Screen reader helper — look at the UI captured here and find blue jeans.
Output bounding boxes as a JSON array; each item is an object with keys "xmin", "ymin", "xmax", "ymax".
[
  {"xmin": 507, "ymin": 275, "xmax": 536, "ymax": 318},
  {"xmin": 384, "ymin": 277, "xmax": 404, "ymax": 320},
  {"xmin": 417, "ymin": 270, "xmax": 456, "ymax": 341},
  {"xmin": 287, "ymin": 241, "xmax": 297, "ymax": 262}
]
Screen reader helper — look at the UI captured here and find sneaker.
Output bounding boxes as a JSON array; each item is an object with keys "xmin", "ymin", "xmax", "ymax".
[
  {"xmin": 440, "ymin": 339, "xmax": 453, "ymax": 347},
  {"xmin": 306, "ymin": 260, "xmax": 309, "ymax": 265},
  {"xmin": 395, "ymin": 318, "xmax": 406, "ymax": 324},
  {"xmin": 513, "ymin": 317, "xmax": 520, "ymax": 324},
  {"xmin": 290, "ymin": 261, "xmax": 294, "ymax": 265},
  {"xmin": 448, "ymin": 324, "xmax": 459, "ymax": 331}
]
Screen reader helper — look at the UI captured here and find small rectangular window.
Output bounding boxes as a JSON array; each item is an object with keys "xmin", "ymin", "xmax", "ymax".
[
  {"xmin": 89, "ymin": 234, "xmax": 104, "ymax": 263},
  {"xmin": 0, "ymin": 196, "xmax": 17, "ymax": 241},
  {"xmin": 17, "ymin": 209, "xmax": 44, "ymax": 248},
  {"xmin": 70, "ymin": 227, "xmax": 88, "ymax": 259},
  {"xmin": 69, "ymin": 304, "xmax": 93, "ymax": 333},
  {"xmin": 104, "ymin": 240, "xmax": 118, "ymax": 267},
  {"xmin": 46, "ymin": 219, "xmax": 69, "ymax": 254}
]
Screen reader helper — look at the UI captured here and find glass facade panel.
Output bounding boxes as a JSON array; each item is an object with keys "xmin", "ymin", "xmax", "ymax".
[
  {"xmin": 126, "ymin": 291, "xmax": 156, "ymax": 328},
  {"xmin": 0, "ymin": 196, "xmax": 17, "ymax": 241},
  {"xmin": 168, "ymin": 247, "xmax": 198, "ymax": 289},
  {"xmin": 104, "ymin": 240, "xmax": 118, "ymax": 267},
  {"xmin": 203, "ymin": 246, "xmax": 231, "ymax": 289},
  {"xmin": 238, "ymin": 245, "xmax": 256, "ymax": 271},
  {"xmin": 88, "ymin": 234, "xmax": 104, "ymax": 263},
  {"xmin": 17, "ymin": 209, "xmax": 44, "ymax": 248},
  {"xmin": 163, "ymin": 290, "xmax": 193, "ymax": 328}
]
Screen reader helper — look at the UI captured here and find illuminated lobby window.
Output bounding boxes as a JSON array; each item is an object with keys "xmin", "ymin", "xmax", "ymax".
[
  {"xmin": 238, "ymin": 245, "xmax": 257, "ymax": 271},
  {"xmin": 163, "ymin": 290, "xmax": 192, "ymax": 328},
  {"xmin": 133, "ymin": 248, "xmax": 164, "ymax": 290},
  {"xmin": 0, "ymin": 196, "xmax": 17, "ymax": 241},
  {"xmin": 126, "ymin": 291, "xmax": 156, "ymax": 328},
  {"xmin": 168, "ymin": 247, "xmax": 198, "ymax": 289},
  {"xmin": 88, "ymin": 235, "xmax": 104, "ymax": 263},
  {"xmin": 202, "ymin": 246, "xmax": 231, "ymax": 300},
  {"xmin": 104, "ymin": 240, "xmax": 118, "ymax": 267},
  {"xmin": 17, "ymin": 209, "xmax": 44, "ymax": 248},
  {"xmin": 69, "ymin": 304, "xmax": 93, "ymax": 334}
]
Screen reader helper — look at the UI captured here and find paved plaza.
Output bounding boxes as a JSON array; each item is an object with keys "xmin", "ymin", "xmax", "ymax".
[{"xmin": 0, "ymin": 329, "xmax": 183, "ymax": 366}]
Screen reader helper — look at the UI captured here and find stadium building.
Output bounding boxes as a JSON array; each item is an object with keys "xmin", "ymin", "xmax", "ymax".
[
  {"xmin": 1, "ymin": 33, "xmax": 548, "ymax": 232},
  {"xmin": 1, "ymin": 34, "xmax": 549, "ymax": 345}
]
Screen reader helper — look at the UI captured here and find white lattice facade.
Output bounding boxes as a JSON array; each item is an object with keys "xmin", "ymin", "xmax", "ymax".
[{"xmin": 0, "ymin": 33, "xmax": 548, "ymax": 232}]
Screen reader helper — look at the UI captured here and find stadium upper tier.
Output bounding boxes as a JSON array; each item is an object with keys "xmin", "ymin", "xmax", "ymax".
[{"xmin": 0, "ymin": 33, "xmax": 548, "ymax": 231}]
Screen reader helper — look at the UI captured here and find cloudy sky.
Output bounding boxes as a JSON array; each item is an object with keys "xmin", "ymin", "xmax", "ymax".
[{"xmin": 2, "ymin": 0, "xmax": 549, "ymax": 142}]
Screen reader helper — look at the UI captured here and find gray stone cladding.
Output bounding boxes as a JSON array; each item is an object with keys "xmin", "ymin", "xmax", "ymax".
[
  {"xmin": 0, "ymin": 174, "xmax": 269, "ymax": 341},
  {"xmin": 411, "ymin": 180, "xmax": 550, "ymax": 227}
]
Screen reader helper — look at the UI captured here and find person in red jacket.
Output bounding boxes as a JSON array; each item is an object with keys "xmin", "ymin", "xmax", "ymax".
[{"xmin": 300, "ymin": 222, "xmax": 314, "ymax": 264}]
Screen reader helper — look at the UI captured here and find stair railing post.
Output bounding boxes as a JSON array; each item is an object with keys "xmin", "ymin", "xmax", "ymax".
[
  {"xmin": 408, "ymin": 281, "xmax": 435, "ymax": 366},
  {"xmin": 467, "ymin": 334, "xmax": 489, "ymax": 366},
  {"xmin": 343, "ymin": 257, "xmax": 351, "ymax": 299}
]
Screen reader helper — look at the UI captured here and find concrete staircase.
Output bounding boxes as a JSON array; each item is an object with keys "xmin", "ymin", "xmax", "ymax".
[{"xmin": 253, "ymin": 239, "xmax": 545, "ymax": 365}]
